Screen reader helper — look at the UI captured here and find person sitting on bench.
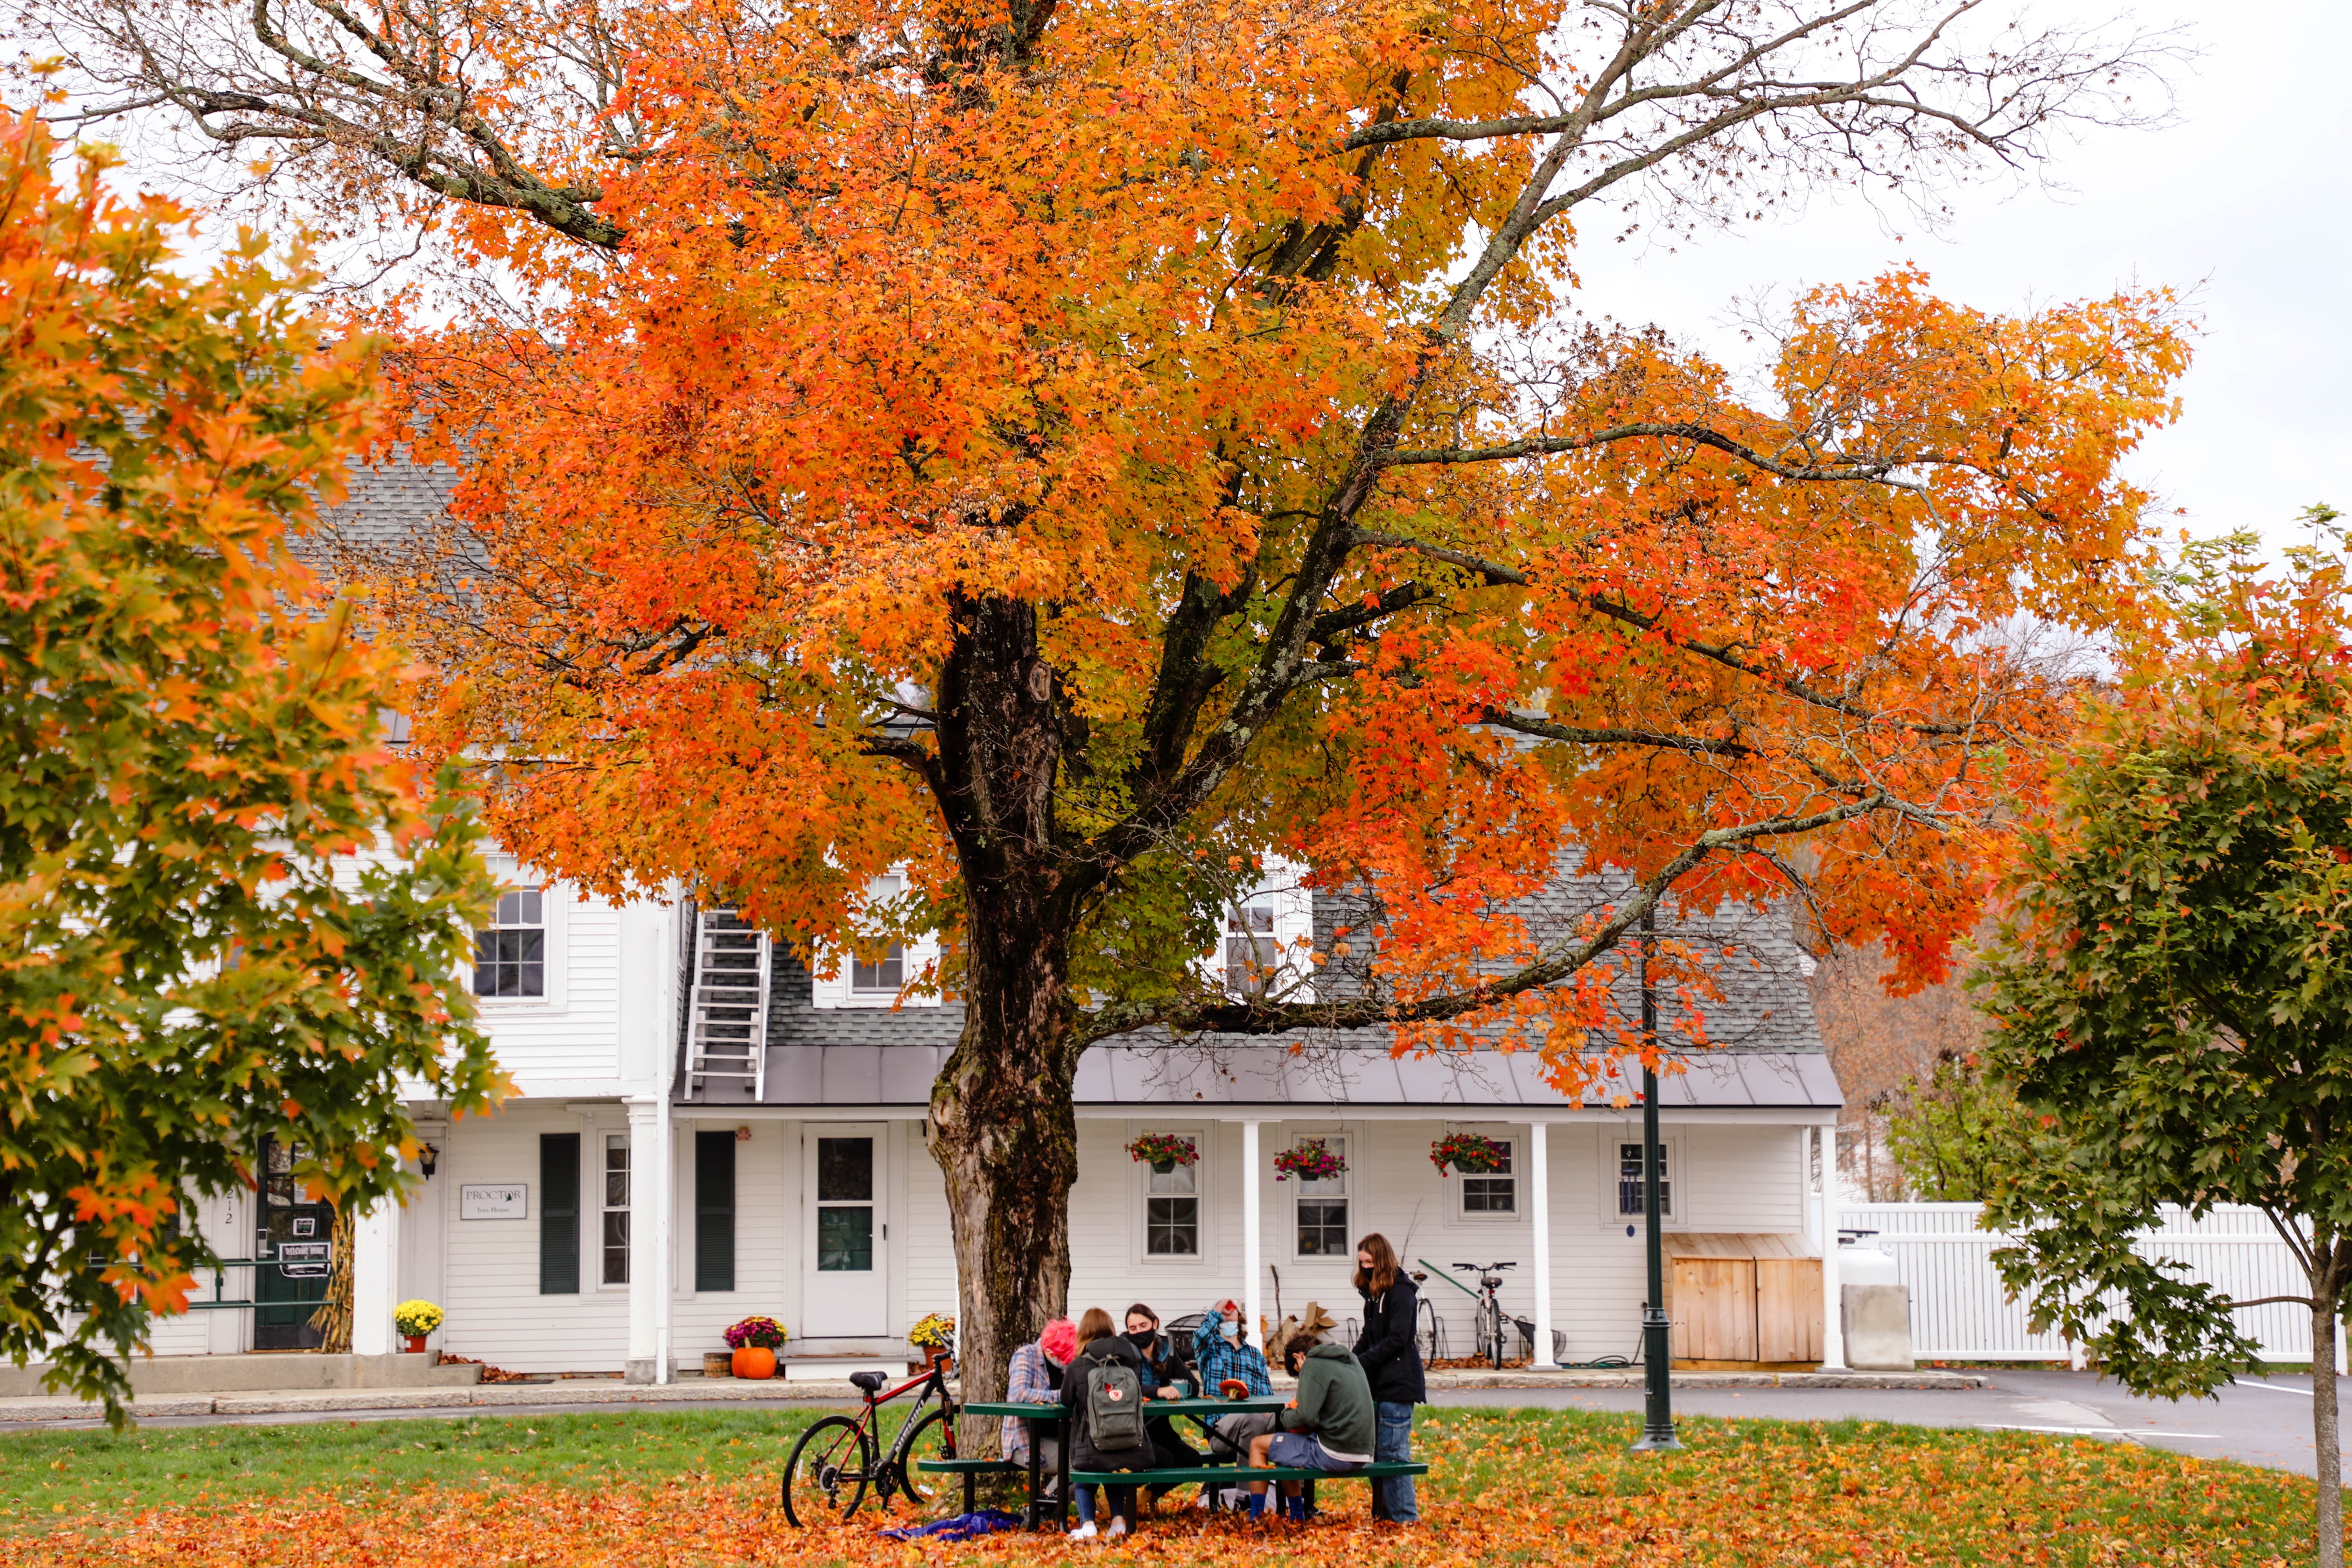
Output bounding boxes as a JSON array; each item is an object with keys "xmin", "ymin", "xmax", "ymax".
[
  {"xmin": 1194, "ymin": 1296, "xmax": 1276, "ymax": 1479},
  {"xmin": 1242, "ymin": 1328, "xmax": 1375, "ymax": 1523}
]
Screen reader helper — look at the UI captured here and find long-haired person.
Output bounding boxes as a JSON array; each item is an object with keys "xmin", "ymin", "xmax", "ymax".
[
  {"xmin": 1351, "ymin": 1232, "xmax": 1425, "ymax": 1524},
  {"xmin": 1059, "ymin": 1308, "xmax": 1153, "ymax": 1541}
]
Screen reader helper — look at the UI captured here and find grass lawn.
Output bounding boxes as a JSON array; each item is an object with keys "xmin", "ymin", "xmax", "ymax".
[{"xmin": 0, "ymin": 1404, "xmax": 2313, "ymax": 1564}]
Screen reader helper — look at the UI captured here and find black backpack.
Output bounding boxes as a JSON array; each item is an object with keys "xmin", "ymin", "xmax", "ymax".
[{"xmin": 1085, "ymin": 1354, "xmax": 1150, "ymax": 1452}]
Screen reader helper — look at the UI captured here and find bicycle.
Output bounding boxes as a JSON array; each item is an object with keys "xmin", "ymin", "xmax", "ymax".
[
  {"xmin": 780, "ymin": 1338, "xmax": 961, "ymax": 1526},
  {"xmin": 1452, "ymin": 1261, "xmax": 1517, "ymax": 1368}
]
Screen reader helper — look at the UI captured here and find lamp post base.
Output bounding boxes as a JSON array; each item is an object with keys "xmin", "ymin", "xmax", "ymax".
[{"xmin": 1631, "ymin": 1307, "xmax": 1682, "ymax": 1452}]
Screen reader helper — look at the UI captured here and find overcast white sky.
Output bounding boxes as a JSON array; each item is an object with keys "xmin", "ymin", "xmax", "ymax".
[{"xmin": 1568, "ymin": 1, "xmax": 2352, "ymax": 556}]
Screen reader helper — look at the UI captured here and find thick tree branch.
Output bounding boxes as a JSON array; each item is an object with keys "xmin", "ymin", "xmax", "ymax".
[{"xmin": 1077, "ymin": 791, "xmax": 1905, "ymax": 1046}]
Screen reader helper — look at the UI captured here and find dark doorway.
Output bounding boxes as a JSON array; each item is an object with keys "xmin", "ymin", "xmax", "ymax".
[{"xmin": 253, "ymin": 1135, "xmax": 334, "ymax": 1350}]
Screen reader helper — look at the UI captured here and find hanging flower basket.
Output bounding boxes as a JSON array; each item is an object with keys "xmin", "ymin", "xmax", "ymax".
[
  {"xmin": 1272, "ymin": 1138, "xmax": 1345, "ymax": 1183},
  {"xmin": 1125, "ymin": 1132, "xmax": 1198, "ymax": 1174},
  {"xmin": 1431, "ymin": 1132, "xmax": 1510, "ymax": 1176}
]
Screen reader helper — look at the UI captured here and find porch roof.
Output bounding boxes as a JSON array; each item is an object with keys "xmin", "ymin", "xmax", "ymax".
[{"xmin": 749, "ymin": 1043, "xmax": 1839, "ymax": 1113}]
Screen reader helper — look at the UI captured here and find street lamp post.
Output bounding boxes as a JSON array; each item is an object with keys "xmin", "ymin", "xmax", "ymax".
[{"xmin": 1631, "ymin": 903, "xmax": 1682, "ymax": 1452}]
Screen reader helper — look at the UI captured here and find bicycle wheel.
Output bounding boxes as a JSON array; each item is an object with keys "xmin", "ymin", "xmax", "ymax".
[
  {"xmin": 885, "ymin": 1407, "xmax": 959, "ymax": 1513},
  {"xmin": 782, "ymin": 1414, "xmax": 875, "ymax": 1527},
  {"xmin": 1479, "ymin": 1297, "xmax": 1505, "ymax": 1369}
]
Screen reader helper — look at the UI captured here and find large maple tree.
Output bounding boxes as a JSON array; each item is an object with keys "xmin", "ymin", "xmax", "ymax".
[{"xmin": 59, "ymin": 0, "xmax": 2193, "ymax": 1406}]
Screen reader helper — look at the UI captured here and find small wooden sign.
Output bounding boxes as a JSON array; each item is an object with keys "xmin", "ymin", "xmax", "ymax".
[{"xmin": 459, "ymin": 1183, "xmax": 527, "ymax": 1220}]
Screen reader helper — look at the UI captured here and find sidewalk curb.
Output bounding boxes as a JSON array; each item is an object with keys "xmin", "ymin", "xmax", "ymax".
[
  {"xmin": 0, "ymin": 1368, "xmax": 1982, "ymax": 1423},
  {"xmin": 1426, "ymin": 1370, "xmax": 1986, "ymax": 1391}
]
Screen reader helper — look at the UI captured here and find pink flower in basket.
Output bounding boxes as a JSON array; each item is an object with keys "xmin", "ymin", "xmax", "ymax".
[
  {"xmin": 1272, "ymin": 1138, "xmax": 1344, "ymax": 1182},
  {"xmin": 724, "ymin": 1315, "xmax": 787, "ymax": 1351}
]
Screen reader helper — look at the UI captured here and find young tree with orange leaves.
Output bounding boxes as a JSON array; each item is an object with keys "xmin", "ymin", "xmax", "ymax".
[
  {"xmin": 52, "ymin": 1, "xmax": 2194, "ymax": 1411},
  {"xmin": 0, "ymin": 115, "xmax": 505, "ymax": 1419}
]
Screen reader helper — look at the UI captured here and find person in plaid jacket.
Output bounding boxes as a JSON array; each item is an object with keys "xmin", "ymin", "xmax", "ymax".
[{"xmin": 1193, "ymin": 1298, "xmax": 1275, "ymax": 1466}]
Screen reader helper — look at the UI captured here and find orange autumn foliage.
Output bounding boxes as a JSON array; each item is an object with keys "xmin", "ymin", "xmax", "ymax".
[
  {"xmin": 0, "ymin": 1418, "xmax": 2310, "ymax": 1566},
  {"xmin": 203, "ymin": 0, "xmax": 2193, "ymax": 1400}
]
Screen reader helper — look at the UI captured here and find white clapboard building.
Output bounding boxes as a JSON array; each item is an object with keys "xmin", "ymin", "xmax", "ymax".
[{"xmin": 144, "ymin": 462, "xmax": 1849, "ymax": 1381}]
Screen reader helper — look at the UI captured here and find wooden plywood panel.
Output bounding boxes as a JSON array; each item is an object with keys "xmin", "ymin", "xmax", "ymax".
[
  {"xmin": 1669, "ymin": 1256, "xmax": 1756, "ymax": 1362},
  {"xmin": 1756, "ymin": 1256, "xmax": 1823, "ymax": 1363}
]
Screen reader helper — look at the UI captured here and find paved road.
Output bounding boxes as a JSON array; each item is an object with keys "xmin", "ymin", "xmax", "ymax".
[
  {"xmin": 9, "ymin": 1371, "xmax": 2337, "ymax": 1479},
  {"xmin": 1433, "ymin": 1369, "xmax": 2344, "ymax": 1478}
]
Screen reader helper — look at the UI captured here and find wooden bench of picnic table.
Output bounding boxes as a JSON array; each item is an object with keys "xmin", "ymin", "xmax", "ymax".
[
  {"xmin": 1069, "ymin": 1458, "xmax": 1430, "ymax": 1505},
  {"xmin": 943, "ymin": 1396, "xmax": 1426, "ymax": 1526}
]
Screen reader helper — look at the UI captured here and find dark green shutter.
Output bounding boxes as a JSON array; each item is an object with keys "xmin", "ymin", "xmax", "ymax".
[
  {"xmin": 695, "ymin": 1130, "xmax": 736, "ymax": 1293},
  {"xmin": 540, "ymin": 1133, "xmax": 580, "ymax": 1294}
]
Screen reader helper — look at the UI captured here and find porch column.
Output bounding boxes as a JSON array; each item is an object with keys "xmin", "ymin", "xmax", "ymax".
[
  {"xmin": 1528, "ymin": 1120, "xmax": 1556, "ymax": 1368},
  {"xmin": 348, "ymin": 1196, "xmax": 399, "ymax": 1357},
  {"xmin": 626, "ymin": 1096, "xmax": 665, "ymax": 1384},
  {"xmin": 1242, "ymin": 1119, "xmax": 1263, "ymax": 1348},
  {"xmin": 1818, "ymin": 1124, "xmax": 1847, "ymax": 1371}
]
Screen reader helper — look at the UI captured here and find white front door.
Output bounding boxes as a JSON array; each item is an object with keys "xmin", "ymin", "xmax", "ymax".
[{"xmin": 802, "ymin": 1125, "xmax": 889, "ymax": 1339}]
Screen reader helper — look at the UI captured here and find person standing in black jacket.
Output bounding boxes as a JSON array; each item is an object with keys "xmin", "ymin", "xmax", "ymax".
[{"xmin": 1352, "ymin": 1232, "xmax": 1426, "ymax": 1524}]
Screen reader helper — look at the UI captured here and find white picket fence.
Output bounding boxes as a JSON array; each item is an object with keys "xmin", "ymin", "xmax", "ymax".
[{"xmin": 1837, "ymin": 1201, "xmax": 2320, "ymax": 1363}]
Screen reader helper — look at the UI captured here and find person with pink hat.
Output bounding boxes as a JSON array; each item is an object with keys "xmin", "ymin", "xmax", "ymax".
[{"xmin": 1003, "ymin": 1316, "xmax": 1078, "ymax": 1474}]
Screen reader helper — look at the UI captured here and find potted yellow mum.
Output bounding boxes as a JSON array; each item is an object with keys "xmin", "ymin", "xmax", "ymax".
[{"xmin": 393, "ymin": 1300, "xmax": 443, "ymax": 1353}]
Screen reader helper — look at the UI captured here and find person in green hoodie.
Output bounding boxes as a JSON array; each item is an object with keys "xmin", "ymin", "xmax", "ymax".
[{"xmin": 1241, "ymin": 1330, "xmax": 1375, "ymax": 1523}]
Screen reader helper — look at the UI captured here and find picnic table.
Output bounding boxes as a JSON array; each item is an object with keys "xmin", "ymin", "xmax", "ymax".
[{"xmin": 941, "ymin": 1396, "xmax": 1427, "ymax": 1529}]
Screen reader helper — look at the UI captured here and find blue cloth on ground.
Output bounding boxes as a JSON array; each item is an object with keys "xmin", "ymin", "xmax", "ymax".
[{"xmin": 877, "ymin": 1508, "xmax": 1024, "ymax": 1542}]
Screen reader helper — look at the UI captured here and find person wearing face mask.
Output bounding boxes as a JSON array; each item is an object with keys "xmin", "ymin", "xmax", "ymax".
[
  {"xmin": 1124, "ymin": 1305, "xmax": 1203, "ymax": 1507},
  {"xmin": 1193, "ymin": 1297, "xmax": 1276, "ymax": 1476}
]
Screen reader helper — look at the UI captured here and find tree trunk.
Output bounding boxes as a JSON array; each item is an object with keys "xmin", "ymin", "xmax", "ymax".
[
  {"xmin": 921, "ymin": 594, "xmax": 1083, "ymax": 1449},
  {"xmin": 2318, "ymin": 1252, "xmax": 2344, "ymax": 1568}
]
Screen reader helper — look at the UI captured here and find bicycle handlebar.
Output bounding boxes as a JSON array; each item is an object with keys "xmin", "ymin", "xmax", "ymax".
[{"xmin": 1451, "ymin": 1261, "xmax": 1517, "ymax": 1272}]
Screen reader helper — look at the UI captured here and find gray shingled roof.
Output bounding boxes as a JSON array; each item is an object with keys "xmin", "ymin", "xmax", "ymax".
[{"xmin": 682, "ymin": 879, "xmax": 1829, "ymax": 1108}]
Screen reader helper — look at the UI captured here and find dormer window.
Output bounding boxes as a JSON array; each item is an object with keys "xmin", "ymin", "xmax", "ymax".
[
  {"xmin": 851, "ymin": 874, "xmax": 907, "ymax": 995},
  {"xmin": 475, "ymin": 888, "xmax": 545, "ymax": 997},
  {"xmin": 1225, "ymin": 905, "xmax": 1277, "ymax": 998}
]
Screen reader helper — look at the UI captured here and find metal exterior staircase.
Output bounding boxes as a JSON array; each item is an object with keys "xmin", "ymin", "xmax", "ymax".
[{"xmin": 684, "ymin": 908, "xmax": 770, "ymax": 1101}]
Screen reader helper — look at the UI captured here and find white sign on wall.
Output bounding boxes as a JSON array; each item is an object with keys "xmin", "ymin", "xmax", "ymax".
[{"xmin": 459, "ymin": 1184, "xmax": 527, "ymax": 1220}]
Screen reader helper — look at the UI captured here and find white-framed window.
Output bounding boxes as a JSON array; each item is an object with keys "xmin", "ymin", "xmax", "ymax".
[
  {"xmin": 471, "ymin": 855, "xmax": 568, "ymax": 1010},
  {"xmin": 812, "ymin": 867, "xmax": 943, "ymax": 1009},
  {"xmin": 601, "ymin": 1134, "xmax": 630, "ymax": 1286},
  {"xmin": 852, "ymin": 873, "xmax": 907, "ymax": 995},
  {"xmin": 1200, "ymin": 857, "xmax": 1316, "ymax": 1003},
  {"xmin": 1128, "ymin": 1125, "xmax": 1211, "ymax": 1266},
  {"xmin": 1225, "ymin": 905, "xmax": 1276, "ymax": 997},
  {"xmin": 1146, "ymin": 1158, "xmax": 1199, "ymax": 1258},
  {"xmin": 475, "ymin": 888, "xmax": 545, "ymax": 997},
  {"xmin": 1287, "ymin": 1131, "xmax": 1351, "ymax": 1260},
  {"xmin": 1446, "ymin": 1128, "xmax": 1519, "ymax": 1222},
  {"xmin": 1616, "ymin": 1139, "xmax": 1674, "ymax": 1220}
]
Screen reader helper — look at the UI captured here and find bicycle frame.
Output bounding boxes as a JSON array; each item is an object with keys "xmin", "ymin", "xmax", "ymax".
[{"xmin": 854, "ymin": 1358, "xmax": 959, "ymax": 1484}]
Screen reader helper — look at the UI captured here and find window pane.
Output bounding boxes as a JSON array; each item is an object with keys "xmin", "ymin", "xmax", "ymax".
[
  {"xmin": 1225, "ymin": 934, "xmax": 1276, "ymax": 996},
  {"xmin": 601, "ymin": 1211, "xmax": 629, "ymax": 1283},
  {"xmin": 1463, "ymin": 1176, "xmax": 1515, "ymax": 1213},
  {"xmin": 1297, "ymin": 1199, "xmax": 1349, "ymax": 1256},
  {"xmin": 817, "ymin": 1205, "xmax": 874, "ymax": 1271},
  {"xmin": 1146, "ymin": 1196, "xmax": 1198, "ymax": 1256},
  {"xmin": 605, "ymin": 1136, "xmax": 629, "ymax": 1209},
  {"xmin": 1297, "ymin": 1137, "xmax": 1346, "ymax": 1196},
  {"xmin": 1147, "ymin": 1161, "xmax": 1195, "ymax": 1196},
  {"xmin": 852, "ymin": 948, "xmax": 904, "ymax": 992},
  {"xmin": 1227, "ymin": 906, "xmax": 1274, "ymax": 933},
  {"xmin": 817, "ymin": 1138, "xmax": 874, "ymax": 1202}
]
